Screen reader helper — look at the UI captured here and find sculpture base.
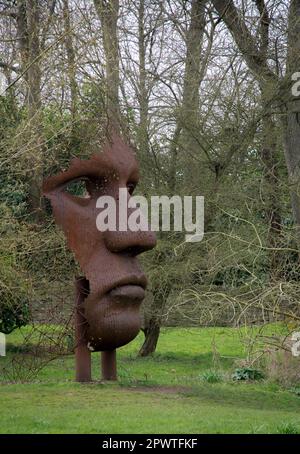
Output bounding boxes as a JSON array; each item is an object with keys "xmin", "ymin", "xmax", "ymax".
[{"xmin": 74, "ymin": 277, "xmax": 117, "ymax": 382}]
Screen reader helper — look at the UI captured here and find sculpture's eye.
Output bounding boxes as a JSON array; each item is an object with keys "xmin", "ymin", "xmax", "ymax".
[
  {"xmin": 127, "ymin": 182, "xmax": 136, "ymax": 196},
  {"xmin": 64, "ymin": 178, "xmax": 91, "ymax": 199}
]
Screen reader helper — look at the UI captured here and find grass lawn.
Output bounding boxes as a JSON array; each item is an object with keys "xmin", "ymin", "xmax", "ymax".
[{"xmin": 0, "ymin": 326, "xmax": 300, "ymax": 434}]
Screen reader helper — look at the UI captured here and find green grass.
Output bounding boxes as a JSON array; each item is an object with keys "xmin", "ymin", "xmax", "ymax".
[{"xmin": 0, "ymin": 326, "xmax": 300, "ymax": 434}]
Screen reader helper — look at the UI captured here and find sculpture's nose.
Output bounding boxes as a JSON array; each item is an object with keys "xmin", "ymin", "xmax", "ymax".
[
  {"xmin": 103, "ymin": 194, "xmax": 157, "ymax": 256},
  {"xmin": 104, "ymin": 228, "xmax": 157, "ymax": 256}
]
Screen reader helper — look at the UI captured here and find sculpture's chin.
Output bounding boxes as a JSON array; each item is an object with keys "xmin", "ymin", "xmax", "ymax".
[{"xmin": 84, "ymin": 294, "xmax": 142, "ymax": 351}]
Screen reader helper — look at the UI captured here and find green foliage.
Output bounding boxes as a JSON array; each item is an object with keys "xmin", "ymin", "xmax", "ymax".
[
  {"xmin": 232, "ymin": 367, "xmax": 265, "ymax": 381},
  {"xmin": 0, "ymin": 95, "xmax": 28, "ymax": 218},
  {"xmin": 0, "ymin": 95, "xmax": 23, "ymax": 138},
  {"xmin": 63, "ymin": 179, "xmax": 88, "ymax": 197},
  {"xmin": 0, "ymin": 179, "xmax": 28, "ymax": 219},
  {"xmin": 200, "ymin": 369, "xmax": 224, "ymax": 383},
  {"xmin": 0, "ymin": 301, "xmax": 30, "ymax": 335},
  {"xmin": 211, "ymin": 266, "xmax": 252, "ymax": 288},
  {"xmin": 289, "ymin": 387, "xmax": 300, "ymax": 397},
  {"xmin": 0, "ymin": 256, "xmax": 31, "ymax": 334}
]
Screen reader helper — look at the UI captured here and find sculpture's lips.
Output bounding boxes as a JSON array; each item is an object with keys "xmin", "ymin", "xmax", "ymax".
[
  {"xmin": 108, "ymin": 284, "xmax": 145, "ymax": 302},
  {"xmin": 104, "ymin": 274, "xmax": 147, "ymax": 300}
]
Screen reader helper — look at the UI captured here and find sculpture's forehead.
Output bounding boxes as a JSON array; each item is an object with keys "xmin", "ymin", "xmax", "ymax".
[
  {"xmin": 43, "ymin": 135, "xmax": 139, "ymax": 193},
  {"xmin": 93, "ymin": 136, "xmax": 139, "ymax": 175}
]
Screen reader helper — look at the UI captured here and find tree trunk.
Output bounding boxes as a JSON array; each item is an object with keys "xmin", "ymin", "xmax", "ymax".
[
  {"xmin": 16, "ymin": 0, "xmax": 44, "ymax": 220},
  {"xmin": 62, "ymin": 0, "xmax": 80, "ymax": 154},
  {"xmin": 283, "ymin": 0, "xmax": 300, "ymax": 245},
  {"xmin": 260, "ymin": 86, "xmax": 283, "ymax": 275},
  {"xmin": 212, "ymin": 0, "xmax": 284, "ymax": 268},
  {"xmin": 62, "ymin": 0, "xmax": 78, "ymax": 122},
  {"xmin": 94, "ymin": 0, "xmax": 120, "ymax": 131},
  {"xmin": 137, "ymin": 0, "xmax": 150, "ymax": 166},
  {"xmin": 138, "ymin": 317, "xmax": 160, "ymax": 357},
  {"xmin": 170, "ymin": 0, "xmax": 206, "ymax": 192},
  {"xmin": 168, "ymin": 124, "xmax": 182, "ymax": 193}
]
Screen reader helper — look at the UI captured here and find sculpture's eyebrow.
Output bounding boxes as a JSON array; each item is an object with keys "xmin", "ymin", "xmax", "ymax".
[
  {"xmin": 43, "ymin": 154, "xmax": 139, "ymax": 194},
  {"xmin": 43, "ymin": 159, "xmax": 109, "ymax": 193}
]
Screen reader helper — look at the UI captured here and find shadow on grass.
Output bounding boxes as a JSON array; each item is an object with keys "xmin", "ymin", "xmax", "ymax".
[
  {"xmin": 120, "ymin": 353, "xmax": 300, "ymax": 414},
  {"xmin": 173, "ymin": 383, "xmax": 300, "ymax": 413}
]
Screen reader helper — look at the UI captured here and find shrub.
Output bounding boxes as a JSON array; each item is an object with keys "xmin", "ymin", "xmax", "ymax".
[
  {"xmin": 289, "ymin": 387, "xmax": 300, "ymax": 396},
  {"xmin": 0, "ymin": 299, "xmax": 30, "ymax": 334},
  {"xmin": 0, "ymin": 255, "xmax": 31, "ymax": 334},
  {"xmin": 264, "ymin": 349, "xmax": 300, "ymax": 387},
  {"xmin": 232, "ymin": 367, "xmax": 264, "ymax": 381}
]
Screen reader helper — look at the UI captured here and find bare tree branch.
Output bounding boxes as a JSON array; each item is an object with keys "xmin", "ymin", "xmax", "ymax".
[
  {"xmin": 212, "ymin": 0, "xmax": 277, "ymax": 83},
  {"xmin": 0, "ymin": 60, "xmax": 20, "ymax": 73}
]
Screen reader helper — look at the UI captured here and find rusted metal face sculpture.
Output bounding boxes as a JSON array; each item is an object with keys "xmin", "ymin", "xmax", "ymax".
[{"xmin": 43, "ymin": 134, "xmax": 156, "ymax": 379}]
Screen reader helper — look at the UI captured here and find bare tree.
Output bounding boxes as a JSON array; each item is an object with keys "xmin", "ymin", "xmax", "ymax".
[
  {"xmin": 283, "ymin": 0, "xmax": 300, "ymax": 245},
  {"xmin": 62, "ymin": 0, "xmax": 78, "ymax": 122},
  {"xmin": 17, "ymin": 0, "xmax": 44, "ymax": 220},
  {"xmin": 211, "ymin": 0, "xmax": 300, "ymax": 265},
  {"xmin": 138, "ymin": 0, "xmax": 207, "ymax": 356},
  {"xmin": 168, "ymin": 0, "xmax": 207, "ymax": 192},
  {"xmin": 94, "ymin": 0, "xmax": 120, "ymax": 130}
]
